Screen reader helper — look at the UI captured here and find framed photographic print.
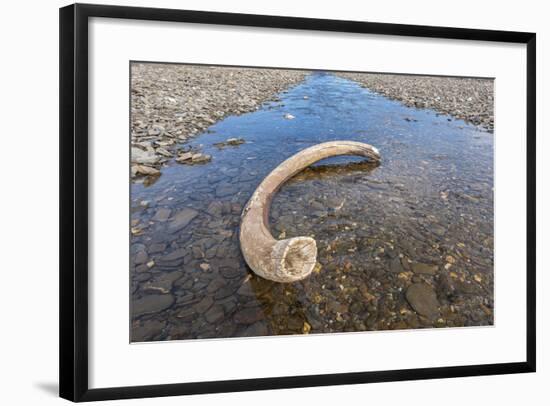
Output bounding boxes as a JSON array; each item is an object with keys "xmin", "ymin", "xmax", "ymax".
[{"xmin": 59, "ymin": 3, "xmax": 536, "ymax": 402}]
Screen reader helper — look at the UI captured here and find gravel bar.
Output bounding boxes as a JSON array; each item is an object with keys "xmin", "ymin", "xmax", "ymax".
[
  {"xmin": 131, "ymin": 63, "xmax": 309, "ymax": 177},
  {"xmin": 337, "ymin": 72, "xmax": 494, "ymax": 131}
]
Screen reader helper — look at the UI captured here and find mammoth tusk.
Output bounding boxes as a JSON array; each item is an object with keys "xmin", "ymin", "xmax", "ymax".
[{"xmin": 239, "ymin": 140, "xmax": 381, "ymax": 283}]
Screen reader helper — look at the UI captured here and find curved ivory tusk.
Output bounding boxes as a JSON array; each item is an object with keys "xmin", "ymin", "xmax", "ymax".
[{"xmin": 239, "ymin": 140, "xmax": 381, "ymax": 283}]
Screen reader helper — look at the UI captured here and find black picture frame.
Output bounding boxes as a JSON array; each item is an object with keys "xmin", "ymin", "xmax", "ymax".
[{"xmin": 59, "ymin": 3, "xmax": 536, "ymax": 402}]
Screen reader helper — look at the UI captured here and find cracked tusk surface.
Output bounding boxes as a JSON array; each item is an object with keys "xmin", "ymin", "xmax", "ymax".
[{"xmin": 239, "ymin": 140, "xmax": 381, "ymax": 283}]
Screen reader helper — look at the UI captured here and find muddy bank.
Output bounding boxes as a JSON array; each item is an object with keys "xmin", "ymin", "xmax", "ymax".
[
  {"xmin": 336, "ymin": 72, "xmax": 494, "ymax": 131},
  {"xmin": 130, "ymin": 63, "xmax": 309, "ymax": 178}
]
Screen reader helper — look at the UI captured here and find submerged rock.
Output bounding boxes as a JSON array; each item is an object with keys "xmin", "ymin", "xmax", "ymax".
[
  {"xmin": 234, "ymin": 307, "xmax": 264, "ymax": 324},
  {"xmin": 151, "ymin": 208, "xmax": 171, "ymax": 222},
  {"xmin": 132, "ymin": 319, "xmax": 166, "ymax": 342},
  {"xmin": 204, "ymin": 305, "xmax": 225, "ymax": 323},
  {"xmin": 411, "ymin": 262, "xmax": 438, "ymax": 275},
  {"xmin": 133, "ymin": 294, "xmax": 174, "ymax": 317},
  {"xmin": 167, "ymin": 208, "xmax": 198, "ymax": 233},
  {"xmin": 405, "ymin": 283, "xmax": 440, "ymax": 319}
]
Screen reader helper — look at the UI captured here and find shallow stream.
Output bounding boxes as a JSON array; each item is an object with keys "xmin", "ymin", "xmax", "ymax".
[{"xmin": 130, "ymin": 72, "xmax": 494, "ymax": 341}]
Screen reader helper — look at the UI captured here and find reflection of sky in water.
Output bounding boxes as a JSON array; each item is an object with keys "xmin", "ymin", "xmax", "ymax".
[
  {"xmin": 136, "ymin": 72, "xmax": 492, "ymax": 199},
  {"xmin": 131, "ymin": 72, "xmax": 494, "ymax": 341}
]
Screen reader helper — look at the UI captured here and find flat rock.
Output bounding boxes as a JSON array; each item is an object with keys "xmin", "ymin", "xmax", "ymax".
[
  {"xmin": 191, "ymin": 153, "xmax": 212, "ymax": 163},
  {"xmin": 167, "ymin": 208, "xmax": 198, "ymax": 233},
  {"xmin": 194, "ymin": 296, "xmax": 214, "ymax": 314},
  {"xmin": 156, "ymin": 248, "xmax": 187, "ymax": 266},
  {"xmin": 207, "ymin": 278, "xmax": 226, "ymax": 293},
  {"xmin": 152, "ymin": 208, "xmax": 171, "ymax": 222},
  {"xmin": 176, "ymin": 307, "xmax": 196, "ymax": 321},
  {"xmin": 155, "ymin": 147, "xmax": 172, "ymax": 157},
  {"xmin": 131, "ymin": 147, "xmax": 159, "ymax": 165},
  {"xmin": 132, "ymin": 319, "xmax": 166, "ymax": 342},
  {"xmin": 214, "ymin": 137, "xmax": 245, "ymax": 148},
  {"xmin": 405, "ymin": 283, "xmax": 440, "ymax": 319},
  {"xmin": 176, "ymin": 152, "xmax": 193, "ymax": 162},
  {"xmin": 215, "ymin": 184, "xmax": 235, "ymax": 198},
  {"xmin": 134, "ymin": 272, "xmax": 152, "ymax": 282},
  {"xmin": 204, "ymin": 305, "xmax": 225, "ymax": 323},
  {"xmin": 411, "ymin": 262, "xmax": 438, "ymax": 275},
  {"xmin": 133, "ymin": 294, "xmax": 174, "ymax": 317},
  {"xmin": 148, "ymin": 243, "xmax": 166, "ymax": 254},
  {"xmin": 132, "ymin": 165, "xmax": 160, "ymax": 176},
  {"xmin": 134, "ymin": 250, "xmax": 148, "ymax": 265},
  {"xmin": 143, "ymin": 271, "xmax": 183, "ymax": 294},
  {"xmin": 214, "ymin": 284, "xmax": 238, "ymax": 300},
  {"xmin": 388, "ymin": 257, "xmax": 404, "ymax": 273}
]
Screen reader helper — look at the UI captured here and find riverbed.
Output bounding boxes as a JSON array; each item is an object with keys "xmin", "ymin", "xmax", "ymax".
[{"xmin": 130, "ymin": 72, "xmax": 494, "ymax": 342}]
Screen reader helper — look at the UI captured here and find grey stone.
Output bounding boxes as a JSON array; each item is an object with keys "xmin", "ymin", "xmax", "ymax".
[
  {"xmin": 132, "ymin": 319, "xmax": 166, "ymax": 342},
  {"xmin": 148, "ymin": 243, "xmax": 166, "ymax": 254},
  {"xmin": 207, "ymin": 278, "xmax": 226, "ymax": 293},
  {"xmin": 133, "ymin": 294, "xmax": 174, "ymax": 317},
  {"xmin": 191, "ymin": 153, "xmax": 212, "ymax": 163},
  {"xmin": 204, "ymin": 305, "xmax": 225, "ymax": 323},
  {"xmin": 176, "ymin": 152, "xmax": 193, "ymax": 162},
  {"xmin": 214, "ymin": 284, "xmax": 238, "ymax": 300},
  {"xmin": 167, "ymin": 208, "xmax": 198, "ymax": 233},
  {"xmin": 152, "ymin": 208, "xmax": 171, "ymax": 222},
  {"xmin": 134, "ymin": 251, "xmax": 148, "ymax": 265},
  {"xmin": 194, "ymin": 296, "xmax": 214, "ymax": 314},
  {"xmin": 156, "ymin": 248, "xmax": 187, "ymax": 266},
  {"xmin": 131, "ymin": 147, "xmax": 159, "ymax": 165},
  {"xmin": 215, "ymin": 184, "xmax": 235, "ymax": 198},
  {"xmin": 143, "ymin": 271, "xmax": 182, "ymax": 294},
  {"xmin": 206, "ymin": 201, "xmax": 223, "ymax": 217},
  {"xmin": 134, "ymin": 272, "xmax": 152, "ymax": 282}
]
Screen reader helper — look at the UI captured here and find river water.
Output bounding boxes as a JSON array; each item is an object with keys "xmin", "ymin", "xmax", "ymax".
[{"xmin": 130, "ymin": 72, "xmax": 494, "ymax": 342}]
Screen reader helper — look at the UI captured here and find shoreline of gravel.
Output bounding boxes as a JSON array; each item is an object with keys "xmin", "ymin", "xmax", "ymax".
[
  {"xmin": 130, "ymin": 63, "xmax": 309, "ymax": 178},
  {"xmin": 336, "ymin": 72, "xmax": 494, "ymax": 131}
]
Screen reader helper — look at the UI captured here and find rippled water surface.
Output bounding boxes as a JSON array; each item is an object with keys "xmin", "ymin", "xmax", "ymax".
[{"xmin": 130, "ymin": 72, "xmax": 494, "ymax": 341}]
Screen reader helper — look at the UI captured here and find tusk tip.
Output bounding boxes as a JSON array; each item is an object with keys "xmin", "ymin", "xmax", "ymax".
[{"xmin": 272, "ymin": 236, "xmax": 317, "ymax": 283}]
